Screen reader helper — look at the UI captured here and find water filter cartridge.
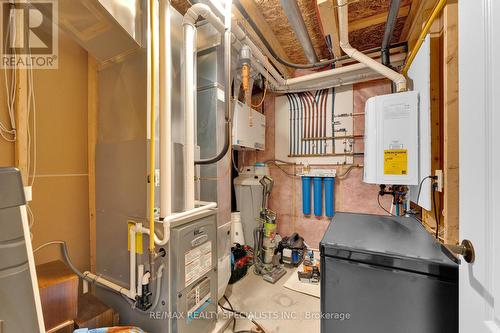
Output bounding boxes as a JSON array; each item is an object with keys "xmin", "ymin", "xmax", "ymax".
[
  {"xmin": 324, "ymin": 177, "xmax": 335, "ymax": 217},
  {"xmin": 302, "ymin": 176, "xmax": 311, "ymax": 215},
  {"xmin": 313, "ymin": 177, "xmax": 323, "ymax": 217}
]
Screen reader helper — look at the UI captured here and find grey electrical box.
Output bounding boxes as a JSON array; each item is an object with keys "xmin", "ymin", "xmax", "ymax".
[{"xmin": 320, "ymin": 212, "xmax": 458, "ymax": 333}]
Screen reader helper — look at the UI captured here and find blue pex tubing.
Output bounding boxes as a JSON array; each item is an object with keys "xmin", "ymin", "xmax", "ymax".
[
  {"xmin": 324, "ymin": 177, "xmax": 335, "ymax": 217},
  {"xmin": 302, "ymin": 176, "xmax": 311, "ymax": 215},
  {"xmin": 313, "ymin": 177, "xmax": 323, "ymax": 217}
]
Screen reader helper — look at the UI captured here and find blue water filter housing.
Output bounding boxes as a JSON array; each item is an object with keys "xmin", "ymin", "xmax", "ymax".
[
  {"xmin": 313, "ymin": 177, "xmax": 323, "ymax": 216},
  {"xmin": 324, "ymin": 177, "xmax": 335, "ymax": 217},
  {"xmin": 302, "ymin": 176, "xmax": 311, "ymax": 215}
]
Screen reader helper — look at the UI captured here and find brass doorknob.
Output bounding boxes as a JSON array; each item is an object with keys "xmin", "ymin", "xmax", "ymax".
[{"xmin": 445, "ymin": 239, "xmax": 475, "ymax": 264}]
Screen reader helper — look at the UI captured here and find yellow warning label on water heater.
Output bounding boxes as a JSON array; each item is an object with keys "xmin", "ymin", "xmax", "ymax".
[{"xmin": 384, "ymin": 149, "xmax": 408, "ymax": 175}]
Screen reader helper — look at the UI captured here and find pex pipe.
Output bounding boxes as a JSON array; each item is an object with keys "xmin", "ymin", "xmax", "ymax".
[
  {"xmin": 324, "ymin": 177, "xmax": 335, "ymax": 217},
  {"xmin": 313, "ymin": 177, "xmax": 323, "ymax": 217},
  {"xmin": 302, "ymin": 176, "xmax": 311, "ymax": 215}
]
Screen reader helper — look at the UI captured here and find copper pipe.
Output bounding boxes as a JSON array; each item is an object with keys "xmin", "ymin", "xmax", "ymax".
[
  {"xmin": 288, "ymin": 153, "xmax": 356, "ymax": 158},
  {"xmin": 302, "ymin": 134, "xmax": 364, "ymax": 141}
]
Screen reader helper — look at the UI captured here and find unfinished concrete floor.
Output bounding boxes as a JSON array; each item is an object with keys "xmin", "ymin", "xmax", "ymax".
[{"xmin": 219, "ymin": 266, "xmax": 320, "ymax": 333}]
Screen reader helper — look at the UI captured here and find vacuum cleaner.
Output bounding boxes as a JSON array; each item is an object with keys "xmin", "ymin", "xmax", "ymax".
[{"xmin": 253, "ymin": 176, "xmax": 287, "ymax": 283}]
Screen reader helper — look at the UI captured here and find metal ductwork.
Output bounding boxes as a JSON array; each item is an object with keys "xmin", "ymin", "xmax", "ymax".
[
  {"xmin": 279, "ymin": 0, "xmax": 318, "ymax": 63},
  {"xmin": 40, "ymin": 0, "xmax": 144, "ymax": 63}
]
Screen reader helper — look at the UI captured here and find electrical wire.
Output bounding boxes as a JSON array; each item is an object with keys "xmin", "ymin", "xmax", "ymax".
[
  {"xmin": 250, "ymin": 77, "xmax": 268, "ymax": 109},
  {"xmin": 336, "ymin": 164, "xmax": 363, "ymax": 180},
  {"xmin": 34, "ymin": 240, "xmax": 165, "ymax": 314},
  {"xmin": 27, "ymin": 204, "xmax": 35, "ymax": 240},
  {"xmin": 251, "ymin": 65, "xmax": 268, "ymax": 109},
  {"xmin": 377, "ymin": 193, "xmax": 393, "ymax": 216},
  {"xmin": 22, "ymin": 40, "xmax": 38, "ymax": 236},
  {"xmin": 267, "ymin": 161, "xmax": 297, "ymax": 177},
  {"xmin": 1, "ymin": 6, "xmax": 17, "ymax": 142},
  {"xmin": 223, "ymin": 294, "xmax": 237, "ymax": 332},
  {"xmin": 416, "ymin": 175, "xmax": 435, "ymax": 205},
  {"xmin": 432, "ymin": 185, "xmax": 440, "ymax": 240},
  {"xmin": 27, "ymin": 52, "xmax": 37, "ymax": 187},
  {"xmin": 262, "ymin": 159, "xmax": 298, "ymax": 177},
  {"xmin": 219, "ymin": 295, "xmax": 265, "ymax": 333},
  {"xmin": 234, "ymin": 1, "xmax": 407, "ymax": 70}
]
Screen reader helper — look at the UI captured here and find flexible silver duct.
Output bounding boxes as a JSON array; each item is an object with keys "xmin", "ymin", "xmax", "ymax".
[{"xmin": 280, "ymin": 0, "xmax": 318, "ymax": 63}]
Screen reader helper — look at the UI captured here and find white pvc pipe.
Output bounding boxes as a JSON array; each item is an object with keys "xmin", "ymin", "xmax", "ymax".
[
  {"xmin": 336, "ymin": 0, "xmax": 407, "ymax": 92},
  {"xmin": 181, "ymin": 4, "xmax": 404, "ymax": 96},
  {"xmin": 83, "ymin": 279, "xmax": 89, "ymax": 294},
  {"xmin": 81, "ymin": 225, "xmax": 139, "ymax": 300},
  {"xmin": 183, "ymin": 22, "xmax": 196, "ymax": 211},
  {"xmin": 182, "ymin": 3, "xmax": 229, "ymax": 211},
  {"xmin": 165, "ymin": 202, "xmax": 218, "ymax": 222},
  {"xmin": 83, "ymin": 271, "xmax": 132, "ymax": 297},
  {"xmin": 232, "ymin": 22, "xmax": 287, "ymax": 87},
  {"xmin": 231, "ymin": 18, "xmax": 406, "ymax": 93},
  {"xmin": 129, "ymin": 225, "xmax": 137, "ymax": 299},
  {"xmin": 137, "ymin": 264, "xmax": 144, "ymax": 297},
  {"xmin": 160, "ymin": 0, "xmax": 172, "ymax": 219},
  {"xmin": 140, "ymin": 202, "xmax": 218, "ymax": 246}
]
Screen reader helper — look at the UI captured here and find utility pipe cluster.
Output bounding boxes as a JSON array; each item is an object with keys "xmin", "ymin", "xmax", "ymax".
[{"xmin": 81, "ymin": 0, "xmax": 415, "ymax": 304}]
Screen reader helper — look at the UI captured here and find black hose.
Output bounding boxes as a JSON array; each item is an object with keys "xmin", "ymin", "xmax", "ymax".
[
  {"xmin": 432, "ymin": 185, "xmax": 440, "ymax": 239},
  {"xmin": 195, "ymin": 10, "xmax": 232, "ymax": 165},
  {"xmin": 34, "ymin": 240, "xmax": 164, "ymax": 315},
  {"xmin": 219, "ymin": 295, "xmax": 265, "ymax": 333},
  {"xmin": 195, "ymin": 121, "xmax": 231, "ymax": 165},
  {"xmin": 34, "ymin": 241, "xmax": 86, "ymax": 280}
]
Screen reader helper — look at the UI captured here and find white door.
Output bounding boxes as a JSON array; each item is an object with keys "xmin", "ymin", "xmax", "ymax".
[{"xmin": 459, "ymin": 0, "xmax": 500, "ymax": 331}]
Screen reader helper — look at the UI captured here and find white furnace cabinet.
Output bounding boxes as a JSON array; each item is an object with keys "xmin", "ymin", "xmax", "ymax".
[{"xmin": 364, "ymin": 91, "xmax": 419, "ymax": 185}]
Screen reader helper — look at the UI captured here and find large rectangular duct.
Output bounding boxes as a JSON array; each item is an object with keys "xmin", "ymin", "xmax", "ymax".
[{"xmin": 38, "ymin": 0, "xmax": 144, "ymax": 63}]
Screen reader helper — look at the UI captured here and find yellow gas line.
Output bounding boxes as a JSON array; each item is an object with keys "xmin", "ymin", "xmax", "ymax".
[
  {"xmin": 149, "ymin": 0, "xmax": 156, "ymax": 253},
  {"xmin": 402, "ymin": 0, "xmax": 447, "ymax": 75}
]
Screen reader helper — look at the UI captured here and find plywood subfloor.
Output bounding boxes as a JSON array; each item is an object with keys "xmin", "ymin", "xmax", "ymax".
[{"xmin": 220, "ymin": 267, "xmax": 320, "ymax": 333}]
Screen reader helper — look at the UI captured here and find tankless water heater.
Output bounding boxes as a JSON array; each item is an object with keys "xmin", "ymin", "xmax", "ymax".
[{"xmin": 363, "ymin": 91, "xmax": 419, "ymax": 185}]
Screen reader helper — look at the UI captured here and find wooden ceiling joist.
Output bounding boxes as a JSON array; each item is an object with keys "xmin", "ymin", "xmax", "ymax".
[
  {"xmin": 400, "ymin": 0, "xmax": 440, "ymax": 48},
  {"xmin": 316, "ymin": 0, "xmax": 342, "ymax": 58},
  {"xmin": 349, "ymin": 5, "xmax": 411, "ymax": 32}
]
